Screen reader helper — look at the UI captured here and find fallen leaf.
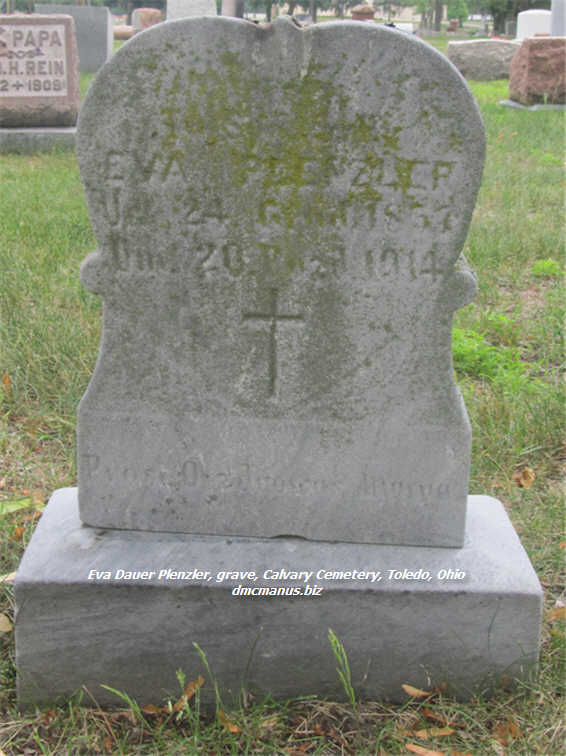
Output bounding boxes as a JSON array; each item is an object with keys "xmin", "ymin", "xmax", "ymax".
[
  {"xmin": 260, "ymin": 714, "xmax": 279, "ymax": 730},
  {"xmin": 559, "ymin": 541, "xmax": 566, "ymax": 549},
  {"xmin": 405, "ymin": 744, "xmax": 446, "ymax": 756},
  {"xmin": 421, "ymin": 708, "xmax": 463, "ymax": 728},
  {"xmin": 13, "ymin": 526, "xmax": 25, "ymax": 540},
  {"xmin": 402, "ymin": 684, "xmax": 433, "ymax": 698},
  {"xmin": 494, "ymin": 717, "xmax": 522, "ymax": 745},
  {"xmin": 172, "ymin": 675, "xmax": 204, "ymax": 712},
  {"xmin": 42, "ymin": 710, "xmax": 55, "ymax": 726},
  {"xmin": 451, "ymin": 752, "xmax": 473, "ymax": 756},
  {"xmin": 109, "ymin": 709, "xmax": 136, "ymax": 724},
  {"xmin": 512, "ymin": 468, "xmax": 535, "ymax": 488},
  {"xmin": 401, "ymin": 727, "xmax": 454, "ymax": 739},
  {"xmin": 218, "ymin": 709, "xmax": 241, "ymax": 734},
  {"xmin": 140, "ymin": 704, "xmax": 169, "ymax": 716},
  {"xmin": 1, "ymin": 374, "xmax": 12, "ymax": 394},
  {"xmin": 31, "ymin": 491, "xmax": 45, "ymax": 508},
  {"xmin": 0, "ymin": 614, "xmax": 13, "ymax": 632},
  {"xmin": 546, "ymin": 606, "xmax": 566, "ymax": 622},
  {"xmin": 0, "ymin": 572, "xmax": 16, "ymax": 584},
  {"xmin": 21, "ymin": 510, "xmax": 42, "ymax": 523}
]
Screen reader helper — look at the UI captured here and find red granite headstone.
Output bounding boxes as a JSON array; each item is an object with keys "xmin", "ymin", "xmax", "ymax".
[{"xmin": 509, "ymin": 37, "xmax": 566, "ymax": 105}]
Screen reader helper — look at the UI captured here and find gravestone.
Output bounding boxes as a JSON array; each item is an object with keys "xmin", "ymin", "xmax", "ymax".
[
  {"xmin": 0, "ymin": 14, "xmax": 80, "ymax": 152},
  {"xmin": 15, "ymin": 17, "xmax": 542, "ymax": 709},
  {"xmin": 221, "ymin": 0, "xmax": 244, "ymax": 17},
  {"xmin": 516, "ymin": 8, "xmax": 552, "ymax": 39},
  {"xmin": 35, "ymin": 4, "xmax": 113, "ymax": 73},
  {"xmin": 0, "ymin": 15, "xmax": 79, "ymax": 126},
  {"xmin": 76, "ymin": 16, "xmax": 484, "ymax": 549},
  {"xmin": 509, "ymin": 37, "xmax": 566, "ymax": 104},
  {"xmin": 447, "ymin": 39, "xmax": 521, "ymax": 80},
  {"xmin": 166, "ymin": 0, "xmax": 217, "ymax": 20},
  {"xmin": 551, "ymin": 0, "xmax": 566, "ymax": 36},
  {"xmin": 132, "ymin": 7, "xmax": 163, "ymax": 32}
]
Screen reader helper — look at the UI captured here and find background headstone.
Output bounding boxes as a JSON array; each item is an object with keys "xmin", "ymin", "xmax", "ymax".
[
  {"xmin": 114, "ymin": 25, "xmax": 135, "ymax": 40},
  {"xmin": 166, "ymin": 0, "xmax": 217, "ymax": 20},
  {"xmin": 351, "ymin": 4, "xmax": 375, "ymax": 20},
  {"xmin": 509, "ymin": 36, "xmax": 566, "ymax": 104},
  {"xmin": 76, "ymin": 17, "xmax": 484, "ymax": 548},
  {"xmin": 35, "ymin": 5, "xmax": 112, "ymax": 73},
  {"xmin": 447, "ymin": 39, "xmax": 521, "ymax": 80},
  {"xmin": 0, "ymin": 14, "xmax": 80, "ymax": 127},
  {"xmin": 516, "ymin": 8, "xmax": 552, "ymax": 39},
  {"xmin": 221, "ymin": 0, "xmax": 244, "ymax": 17},
  {"xmin": 132, "ymin": 7, "xmax": 163, "ymax": 32},
  {"xmin": 551, "ymin": 0, "xmax": 566, "ymax": 35}
]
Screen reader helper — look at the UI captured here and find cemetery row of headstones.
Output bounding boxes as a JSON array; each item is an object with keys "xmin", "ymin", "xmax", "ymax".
[{"xmin": 12, "ymin": 16, "xmax": 542, "ymax": 708}]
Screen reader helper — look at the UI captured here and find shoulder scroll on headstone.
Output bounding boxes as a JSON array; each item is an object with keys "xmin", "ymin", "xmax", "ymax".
[{"xmin": 76, "ymin": 17, "xmax": 485, "ymax": 546}]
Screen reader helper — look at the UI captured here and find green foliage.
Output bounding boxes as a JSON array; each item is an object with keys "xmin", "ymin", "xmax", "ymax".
[
  {"xmin": 530, "ymin": 259, "xmax": 562, "ymax": 279},
  {"xmin": 447, "ymin": 0, "xmax": 468, "ymax": 23},
  {"xmin": 328, "ymin": 628, "xmax": 360, "ymax": 732},
  {"xmin": 452, "ymin": 327, "xmax": 532, "ymax": 382}
]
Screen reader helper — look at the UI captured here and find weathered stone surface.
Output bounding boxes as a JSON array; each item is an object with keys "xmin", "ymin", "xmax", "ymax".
[
  {"xmin": 447, "ymin": 39, "xmax": 521, "ymax": 80},
  {"xmin": 15, "ymin": 488, "xmax": 543, "ymax": 708},
  {"xmin": 166, "ymin": 0, "xmax": 217, "ymax": 20},
  {"xmin": 552, "ymin": 0, "xmax": 566, "ymax": 36},
  {"xmin": 351, "ymin": 5, "xmax": 375, "ymax": 20},
  {"xmin": 509, "ymin": 37, "xmax": 566, "ymax": 105},
  {"xmin": 132, "ymin": 7, "xmax": 163, "ymax": 32},
  {"xmin": 0, "ymin": 15, "xmax": 80, "ymax": 128},
  {"xmin": 76, "ymin": 17, "xmax": 485, "ymax": 546},
  {"xmin": 114, "ymin": 25, "xmax": 135, "ymax": 40},
  {"xmin": 516, "ymin": 8, "xmax": 552, "ymax": 40},
  {"xmin": 35, "ymin": 5, "xmax": 113, "ymax": 73},
  {"xmin": 221, "ymin": 0, "xmax": 245, "ymax": 17},
  {"xmin": 0, "ymin": 125, "xmax": 76, "ymax": 153}
]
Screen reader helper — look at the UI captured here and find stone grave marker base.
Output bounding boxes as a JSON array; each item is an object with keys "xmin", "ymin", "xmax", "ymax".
[
  {"xmin": 499, "ymin": 99, "xmax": 566, "ymax": 110},
  {"xmin": 0, "ymin": 127, "xmax": 76, "ymax": 154},
  {"xmin": 16, "ymin": 489, "xmax": 541, "ymax": 709}
]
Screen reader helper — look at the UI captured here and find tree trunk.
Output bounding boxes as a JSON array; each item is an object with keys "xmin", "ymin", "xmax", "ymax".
[
  {"xmin": 310, "ymin": 0, "xmax": 317, "ymax": 22},
  {"xmin": 287, "ymin": 0, "xmax": 297, "ymax": 14},
  {"xmin": 434, "ymin": 0, "xmax": 442, "ymax": 31}
]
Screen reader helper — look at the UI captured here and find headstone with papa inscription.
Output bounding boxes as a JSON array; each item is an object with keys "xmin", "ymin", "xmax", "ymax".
[
  {"xmin": 0, "ymin": 15, "xmax": 79, "ymax": 127},
  {"xmin": 77, "ymin": 16, "xmax": 483, "ymax": 547},
  {"xmin": 16, "ymin": 18, "xmax": 542, "ymax": 708}
]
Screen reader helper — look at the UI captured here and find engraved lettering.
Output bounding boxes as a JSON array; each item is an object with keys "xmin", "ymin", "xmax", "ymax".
[{"xmin": 0, "ymin": 23, "xmax": 68, "ymax": 98}]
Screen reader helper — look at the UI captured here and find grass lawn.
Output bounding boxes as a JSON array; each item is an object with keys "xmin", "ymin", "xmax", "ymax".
[{"xmin": 0, "ymin": 66, "xmax": 564, "ymax": 754}]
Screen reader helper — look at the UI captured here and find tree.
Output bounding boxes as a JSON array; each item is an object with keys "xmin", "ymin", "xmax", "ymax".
[
  {"xmin": 447, "ymin": 0, "xmax": 468, "ymax": 25},
  {"xmin": 467, "ymin": 0, "xmax": 550, "ymax": 34}
]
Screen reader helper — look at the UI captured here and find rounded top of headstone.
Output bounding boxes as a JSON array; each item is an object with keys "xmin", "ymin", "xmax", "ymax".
[{"xmin": 78, "ymin": 17, "xmax": 484, "ymax": 252}]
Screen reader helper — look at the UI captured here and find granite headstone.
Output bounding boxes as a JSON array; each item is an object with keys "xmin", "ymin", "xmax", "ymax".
[
  {"xmin": 166, "ymin": 0, "xmax": 217, "ymax": 20},
  {"xmin": 516, "ymin": 8, "xmax": 552, "ymax": 39},
  {"xmin": 0, "ymin": 14, "xmax": 80, "ymax": 127},
  {"xmin": 35, "ymin": 5, "xmax": 113, "ymax": 73}
]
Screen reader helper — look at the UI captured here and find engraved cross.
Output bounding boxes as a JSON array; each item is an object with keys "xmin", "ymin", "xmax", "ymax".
[{"xmin": 243, "ymin": 288, "xmax": 304, "ymax": 397}]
